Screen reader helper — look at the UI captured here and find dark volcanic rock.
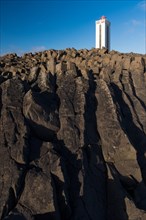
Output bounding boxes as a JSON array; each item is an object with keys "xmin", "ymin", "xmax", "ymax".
[
  {"xmin": 23, "ymin": 90, "xmax": 60, "ymax": 141},
  {"xmin": 0, "ymin": 48, "xmax": 146, "ymax": 220}
]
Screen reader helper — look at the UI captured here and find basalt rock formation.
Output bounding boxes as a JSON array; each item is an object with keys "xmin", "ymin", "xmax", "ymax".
[{"xmin": 0, "ymin": 48, "xmax": 146, "ymax": 220}]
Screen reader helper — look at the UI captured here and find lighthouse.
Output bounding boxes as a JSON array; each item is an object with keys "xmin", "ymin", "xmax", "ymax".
[{"xmin": 95, "ymin": 16, "xmax": 111, "ymax": 50}]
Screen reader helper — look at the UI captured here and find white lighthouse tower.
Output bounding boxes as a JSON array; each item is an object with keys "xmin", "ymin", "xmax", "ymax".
[{"xmin": 95, "ymin": 16, "xmax": 111, "ymax": 50}]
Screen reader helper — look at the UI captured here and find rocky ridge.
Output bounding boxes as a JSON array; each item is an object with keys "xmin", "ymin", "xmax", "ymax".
[{"xmin": 0, "ymin": 48, "xmax": 146, "ymax": 220}]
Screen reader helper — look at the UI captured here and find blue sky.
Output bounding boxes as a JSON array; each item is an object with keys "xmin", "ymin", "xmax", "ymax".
[{"xmin": 0, "ymin": 0, "xmax": 146, "ymax": 55}]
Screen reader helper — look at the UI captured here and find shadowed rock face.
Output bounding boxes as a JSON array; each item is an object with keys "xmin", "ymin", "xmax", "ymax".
[{"xmin": 0, "ymin": 48, "xmax": 146, "ymax": 220}]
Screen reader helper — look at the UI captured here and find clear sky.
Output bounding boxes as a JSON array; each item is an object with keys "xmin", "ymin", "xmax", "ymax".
[{"xmin": 0, "ymin": 0, "xmax": 146, "ymax": 55}]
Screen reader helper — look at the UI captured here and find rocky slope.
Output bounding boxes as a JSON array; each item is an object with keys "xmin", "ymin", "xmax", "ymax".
[{"xmin": 0, "ymin": 48, "xmax": 146, "ymax": 220}]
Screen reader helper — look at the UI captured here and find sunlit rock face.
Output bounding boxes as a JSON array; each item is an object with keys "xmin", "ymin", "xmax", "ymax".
[{"xmin": 0, "ymin": 48, "xmax": 146, "ymax": 220}]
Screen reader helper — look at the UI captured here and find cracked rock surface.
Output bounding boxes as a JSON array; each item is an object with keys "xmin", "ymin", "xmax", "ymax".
[{"xmin": 0, "ymin": 48, "xmax": 146, "ymax": 220}]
